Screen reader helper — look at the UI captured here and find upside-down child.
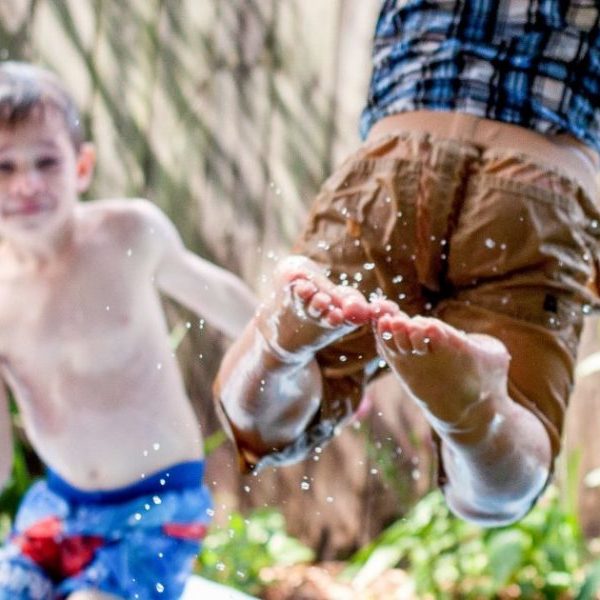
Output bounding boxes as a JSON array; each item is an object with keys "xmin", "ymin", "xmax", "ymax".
[
  {"xmin": 215, "ymin": 0, "xmax": 600, "ymax": 527},
  {"xmin": 0, "ymin": 61, "xmax": 256, "ymax": 600}
]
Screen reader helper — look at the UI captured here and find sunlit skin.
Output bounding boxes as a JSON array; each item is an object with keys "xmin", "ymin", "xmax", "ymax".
[
  {"xmin": 0, "ymin": 109, "xmax": 257, "ymax": 509},
  {"xmin": 215, "ymin": 256, "xmax": 552, "ymax": 526}
]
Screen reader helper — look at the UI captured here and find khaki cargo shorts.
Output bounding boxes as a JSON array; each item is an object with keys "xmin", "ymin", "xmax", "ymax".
[{"xmin": 270, "ymin": 131, "xmax": 600, "ymax": 475}]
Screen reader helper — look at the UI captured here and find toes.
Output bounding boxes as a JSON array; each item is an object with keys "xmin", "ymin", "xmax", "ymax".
[
  {"xmin": 340, "ymin": 294, "xmax": 371, "ymax": 324},
  {"xmin": 291, "ymin": 279, "xmax": 318, "ymax": 302},
  {"xmin": 371, "ymin": 298, "xmax": 401, "ymax": 320},
  {"xmin": 303, "ymin": 291, "xmax": 347, "ymax": 327},
  {"xmin": 377, "ymin": 314, "xmax": 412, "ymax": 355}
]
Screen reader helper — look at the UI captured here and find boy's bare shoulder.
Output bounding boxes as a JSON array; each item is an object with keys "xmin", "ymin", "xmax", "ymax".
[
  {"xmin": 81, "ymin": 198, "xmax": 164, "ymax": 225},
  {"xmin": 79, "ymin": 198, "xmax": 178, "ymax": 259},
  {"xmin": 80, "ymin": 198, "xmax": 172, "ymax": 238}
]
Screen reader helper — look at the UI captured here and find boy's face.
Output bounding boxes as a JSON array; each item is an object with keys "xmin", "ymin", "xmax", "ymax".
[{"xmin": 0, "ymin": 109, "xmax": 94, "ymax": 244}]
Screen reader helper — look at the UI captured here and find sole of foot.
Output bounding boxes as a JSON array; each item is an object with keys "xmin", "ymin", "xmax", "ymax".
[{"xmin": 374, "ymin": 310, "xmax": 510, "ymax": 429}]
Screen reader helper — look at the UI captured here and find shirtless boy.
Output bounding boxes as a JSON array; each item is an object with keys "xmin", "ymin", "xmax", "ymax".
[
  {"xmin": 215, "ymin": 0, "xmax": 600, "ymax": 528},
  {"xmin": 0, "ymin": 62, "xmax": 256, "ymax": 599}
]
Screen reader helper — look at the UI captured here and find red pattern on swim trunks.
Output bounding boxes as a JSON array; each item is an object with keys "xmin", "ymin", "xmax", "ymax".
[
  {"xmin": 162, "ymin": 522, "xmax": 208, "ymax": 540},
  {"xmin": 14, "ymin": 516, "xmax": 104, "ymax": 580}
]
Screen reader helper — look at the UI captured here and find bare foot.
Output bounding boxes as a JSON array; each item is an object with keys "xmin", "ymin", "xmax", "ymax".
[
  {"xmin": 373, "ymin": 309, "xmax": 511, "ymax": 433},
  {"xmin": 257, "ymin": 256, "xmax": 372, "ymax": 364}
]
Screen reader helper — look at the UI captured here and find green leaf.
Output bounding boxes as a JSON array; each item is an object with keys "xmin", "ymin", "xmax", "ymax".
[
  {"xmin": 487, "ymin": 529, "xmax": 529, "ymax": 586},
  {"xmin": 576, "ymin": 560, "xmax": 600, "ymax": 600}
]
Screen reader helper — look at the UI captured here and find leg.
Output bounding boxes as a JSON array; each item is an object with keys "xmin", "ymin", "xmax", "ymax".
[
  {"xmin": 215, "ymin": 255, "xmax": 373, "ymax": 460},
  {"xmin": 374, "ymin": 305, "xmax": 552, "ymax": 526}
]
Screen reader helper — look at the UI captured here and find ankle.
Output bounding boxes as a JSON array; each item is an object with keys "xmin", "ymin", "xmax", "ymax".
[
  {"xmin": 432, "ymin": 391, "xmax": 508, "ymax": 446},
  {"xmin": 255, "ymin": 318, "xmax": 314, "ymax": 369}
]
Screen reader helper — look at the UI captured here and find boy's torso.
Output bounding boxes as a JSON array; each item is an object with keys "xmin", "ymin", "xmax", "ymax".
[{"xmin": 0, "ymin": 200, "xmax": 202, "ymax": 491}]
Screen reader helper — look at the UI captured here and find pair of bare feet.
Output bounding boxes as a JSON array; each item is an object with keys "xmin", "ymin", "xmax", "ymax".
[{"xmin": 260, "ymin": 257, "xmax": 511, "ymax": 435}]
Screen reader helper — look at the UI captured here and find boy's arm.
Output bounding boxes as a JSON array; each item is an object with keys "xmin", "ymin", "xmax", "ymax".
[
  {"xmin": 0, "ymin": 384, "xmax": 14, "ymax": 490},
  {"xmin": 140, "ymin": 202, "xmax": 257, "ymax": 338}
]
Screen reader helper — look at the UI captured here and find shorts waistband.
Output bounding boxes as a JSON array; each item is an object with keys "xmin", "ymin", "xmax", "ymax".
[
  {"xmin": 46, "ymin": 460, "xmax": 205, "ymax": 505},
  {"xmin": 368, "ymin": 110, "xmax": 599, "ymax": 203}
]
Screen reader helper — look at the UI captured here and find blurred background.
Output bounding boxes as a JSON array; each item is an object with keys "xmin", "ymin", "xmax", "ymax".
[{"xmin": 2, "ymin": 1, "xmax": 600, "ymax": 597}]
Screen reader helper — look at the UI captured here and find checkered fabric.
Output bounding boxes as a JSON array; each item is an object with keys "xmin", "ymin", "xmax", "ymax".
[{"xmin": 360, "ymin": 0, "xmax": 600, "ymax": 152}]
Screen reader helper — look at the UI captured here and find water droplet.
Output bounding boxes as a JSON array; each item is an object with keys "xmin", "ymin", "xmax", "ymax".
[
  {"xmin": 363, "ymin": 262, "xmax": 375, "ymax": 270},
  {"xmin": 326, "ymin": 496, "xmax": 334, "ymax": 503},
  {"xmin": 105, "ymin": 305, "xmax": 110, "ymax": 311},
  {"xmin": 339, "ymin": 355, "xmax": 348, "ymax": 362},
  {"xmin": 126, "ymin": 248, "xmax": 132, "ymax": 257},
  {"xmin": 392, "ymin": 275, "xmax": 403, "ymax": 283},
  {"xmin": 382, "ymin": 331, "xmax": 393, "ymax": 340},
  {"xmin": 485, "ymin": 238, "xmax": 496, "ymax": 249},
  {"xmin": 156, "ymin": 582, "xmax": 164, "ymax": 593},
  {"xmin": 583, "ymin": 304, "xmax": 592, "ymax": 315},
  {"xmin": 353, "ymin": 272, "xmax": 363, "ymax": 282},
  {"xmin": 300, "ymin": 482, "xmax": 310, "ymax": 491},
  {"xmin": 243, "ymin": 485, "xmax": 251, "ymax": 493},
  {"xmin": 156, "ymin": 363, "xmax": 162, "ymax": 370},
  {"xmin": 370, "ymin": 468, "xmax": 378, "ymax": 475},
  {"xmin": 153, "ymin": 443, "xmax": 160, "ymax": 451},
  {"xmin": 153, "ymin": 496, "xmax": 162, "ymax": 505},
  {"xmin": 216, "ymin": 562, "xmax": 226, "ymax": 572}
]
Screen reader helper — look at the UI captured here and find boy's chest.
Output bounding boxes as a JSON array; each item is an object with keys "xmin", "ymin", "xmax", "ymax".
[{"xmin": 0, "ymin": 256, "xmax": 144, "ymax": 370}]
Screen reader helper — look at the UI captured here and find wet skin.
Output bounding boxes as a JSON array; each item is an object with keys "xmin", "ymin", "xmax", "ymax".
[{"xmin": 217, "ymin": 255, "xmax": 553, "ymax": 526}]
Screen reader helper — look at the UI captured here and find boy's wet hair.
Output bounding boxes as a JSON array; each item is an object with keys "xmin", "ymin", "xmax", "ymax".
[{"xmin": 0, "ymin": 61, "xmax": 84, "ymax": 150}]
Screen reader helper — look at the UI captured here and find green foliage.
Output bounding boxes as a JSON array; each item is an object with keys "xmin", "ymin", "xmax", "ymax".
[
  {"xmin": 343, "ymin": 485, "xmax": 593, "ymax": 599},
  {"xmin": 197, "ymin": 508, "xmax": 314, "ymax": 595},
  {"xmin": 0, "ymin": 436, "xmax": 34, "ymax": 523},
  {"xmin": 0, "ymin": 401, "xmax": 38, "ymax": 527}
]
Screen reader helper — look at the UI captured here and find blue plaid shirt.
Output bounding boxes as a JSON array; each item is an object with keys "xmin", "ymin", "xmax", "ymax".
[{"xmin": 360, "ymin": 0, "xmax": 600, "ymax": 152}]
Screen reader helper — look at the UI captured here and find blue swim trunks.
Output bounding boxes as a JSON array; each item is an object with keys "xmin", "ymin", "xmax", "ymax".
[{"xmin": 0, "ymin": 460, "xmax": 212, "ymax": 599}]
